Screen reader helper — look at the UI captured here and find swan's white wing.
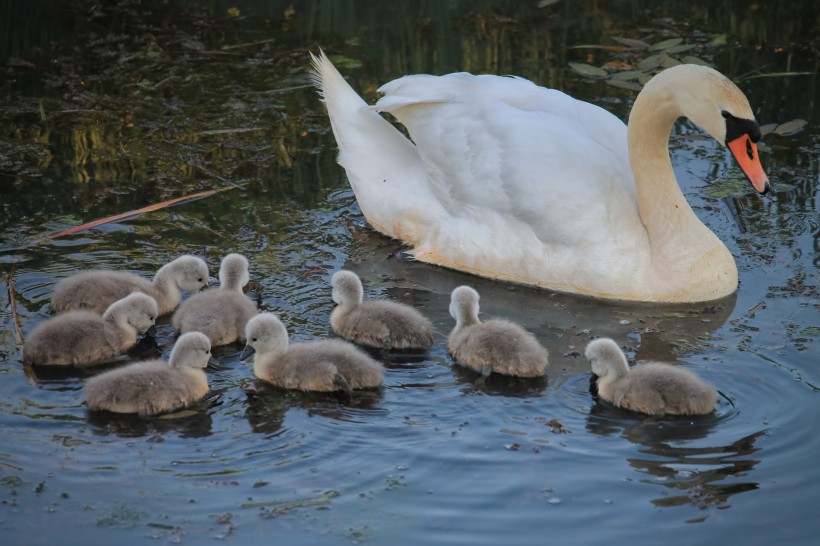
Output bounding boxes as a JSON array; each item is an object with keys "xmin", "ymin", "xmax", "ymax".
[{"xmin": 376, "ymin": 73, "xmax": 639, "ymax": 247}]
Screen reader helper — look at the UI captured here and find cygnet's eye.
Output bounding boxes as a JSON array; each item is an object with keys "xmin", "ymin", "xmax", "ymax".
[
  {"xmin": 252, "ymin": 337, "xmax": 257, "ymax": 342},
  {"xmin": 198, "ymin": 277, "xmax": 204, "ymax": 282}
]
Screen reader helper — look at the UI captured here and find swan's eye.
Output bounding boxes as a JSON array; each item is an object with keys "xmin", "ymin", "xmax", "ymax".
[
  {"xmin": 721, "ymin": 110, "xmax": 730, "ymax": 119},
  {"xmin": 745, "ymin": 137, "xmax": 754, "ymax": 160}
]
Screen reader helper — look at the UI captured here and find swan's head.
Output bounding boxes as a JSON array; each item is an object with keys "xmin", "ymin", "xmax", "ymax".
[
  {"xmin": 241, "ymin": 313, "xmax": 289, "ymax": 361},
  {"xmin": 168, "ymin": 255, "xmax": 210, "ymax": 293},
  {"xmin": 219, "ymin": 253, "xmax": 250, "ymax": 292},
  {"xmin": 649, "ymin": 64, "xmax": 769, "ymax": 194},
  {"xmin": 107, "ymin": 292, "xmax": 158, "ymax": 334},
  {"xmin": 330, "ymin": 270, "xmax": 364, "ymax": 307},
  {"xmin": 169, "ymin": 332, "xmax": 212, "ymax": 370},
  {"xmin": 449, "ymin": 285, "xmax": 480, "ymax": 324},
  {"xmin": 585, "ymin": 338, "xmax": 629, "ymax": 379}
]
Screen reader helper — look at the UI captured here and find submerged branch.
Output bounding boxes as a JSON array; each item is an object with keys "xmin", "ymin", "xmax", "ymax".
[{"xmin": 7, "ymin": 263, "xmax": 25, "ymax": 346}]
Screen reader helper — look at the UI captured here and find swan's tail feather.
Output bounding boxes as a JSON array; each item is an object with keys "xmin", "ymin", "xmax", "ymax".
[{"xmin": 309, "ymin": 51, "xmax": 443, "ymax": 243}]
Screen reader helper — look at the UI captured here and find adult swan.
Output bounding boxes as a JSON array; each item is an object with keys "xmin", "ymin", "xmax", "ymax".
[{"xmin": 310, "ymin": 52, "xmax": 769, "ymax": 303}]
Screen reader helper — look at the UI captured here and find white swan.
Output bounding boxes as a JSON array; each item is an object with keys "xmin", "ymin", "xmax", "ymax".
[{"xmin": 310, "ymin": 52, "xmax": 769, "ymax": 302}]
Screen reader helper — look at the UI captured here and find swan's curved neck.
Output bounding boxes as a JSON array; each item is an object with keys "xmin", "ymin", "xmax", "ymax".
[
  {"xmin": 626, "ymin": 78, "xmax": 737, "ymax": 301},
  {"xmin": 628, "ymin": 88, "xmax": 698, "ymax": 246}
]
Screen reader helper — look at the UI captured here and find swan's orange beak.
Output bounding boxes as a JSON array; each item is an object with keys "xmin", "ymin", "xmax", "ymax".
[{"xmin": 728, "ymin": 135, "xmax": 769, "ymax": 194}]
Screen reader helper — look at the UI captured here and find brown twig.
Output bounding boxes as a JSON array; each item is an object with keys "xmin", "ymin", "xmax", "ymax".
[
  {"xmin": 7, "ymin": 262, "xmax": 24, "ymax": 346},
  {"xmin": 49, "ymin": 187, "xmax": 236, "ymax": 239}
]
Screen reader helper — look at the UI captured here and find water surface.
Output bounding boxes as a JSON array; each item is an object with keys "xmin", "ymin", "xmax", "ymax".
[{"xmin": 0, "ymin": 1, "xmax": 818, "ymax": 544}]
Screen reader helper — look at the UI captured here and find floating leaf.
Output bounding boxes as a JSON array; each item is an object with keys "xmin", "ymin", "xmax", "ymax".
[
  {"xmin": 759, "ymin": 123, "xmax": 778, "ymax": 136},
  {"xmin": 568, "ymin": 62, "xmax": 608, "ymax": 78},
  {"xmin": 571, "ymin": 44, "xmax": 628, "ymax": 51},
  {"xmin": 709, "ymin": 34, "xmax": 728, "ymax": 47},
  {"xmin": 662, "ymin": 44, "xmax": 696, "ymax": 55},
  {"xmin": 638, "ymin": 73, "xmax": 654, "ymax": 85},
  {"xmin": 637, "ymin": 55, "xmax": 661, "ymax": 70},
  {"xmin": 682, "ymin": 55, "xmax": 711, "ymax": 67},
  {"xmin": 773, "ymin": 119, "xmax": 808, "ymax": 136},
  {"xmin": 649, "ymin": 38, "xmax": 683, "ymax": 51},
  {"xmin": 611, "ymin": 70, "xmax": 646, "ymax": 81},
  {"xmin": 601, "ymin": 60, "xmax": 632, "ymax": 71},
  {"xmin": 328, "ymin": 55, "xmax": 363, "ymax": 70},
  {"xmin": 606, "ymin": 79, "xmax": 642, "ymax": 92},
  {"xmin": 611, "ymin": 36, "xmax": 650, "ymax": 49},
  {"xmin": 537, "ymin": 0, "xmax": 561, "ymax": 7},
  {"xmin": 660, "ymin": 54, "xmax": 681, "ymax": 68}
]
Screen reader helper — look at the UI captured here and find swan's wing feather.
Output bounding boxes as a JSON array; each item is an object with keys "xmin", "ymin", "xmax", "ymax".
[{"xmin": 376, "ymin": 73, "xmax": 637, "ymax": 246}]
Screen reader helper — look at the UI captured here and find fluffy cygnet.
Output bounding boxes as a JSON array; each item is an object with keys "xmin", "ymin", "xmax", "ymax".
[
  {"xmin": 241, "ymin": 313, "xmax": 384, "ymax": 392},
  {"xmin": 171, "ymin": 253, "xmax": 257, "ymax": 346},
  {"xmin": 51, "ymin": 255, "xmax": 209, "ymax": 315},
  {"xmin": 84, "ymin": 331, "xmax": 211, "ymax": 415},
  {"xmin": 447, "ymin": 285, "xmax": 549, "ymax": 378},
  {"xmin": 585, "ymin": 338, "xmax": 717, "ymax": 416},
  {"xmin": 330, "ymin": 270, "xmax": 433, "ymax": 349},
  {"xmin": 23, "ymin": 293, "xmax": 158, "ymax": 366}
]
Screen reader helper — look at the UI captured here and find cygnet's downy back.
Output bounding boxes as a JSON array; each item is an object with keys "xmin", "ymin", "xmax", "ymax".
[
  {"xmin": 447, "ymin": 285, "xmax": 548, "ymax": 379},
  {"xmin": 242, "ymin": 313, "xmax": 383, "ymax": 392},
  {"xmin": 171, "ymin": 253, "xmax": 257, "ymax": 346},
  {"xmin": 51, "ymin": 255, "xmax": 209, "ymax": 315},
  {"xmin": 330, "ymin": 270, "xmax": 433, "ymax": 349},
  {"xmin": 23, "ymin": 292, "xmax": 158, "ymax": 366},
  {"xmin": 84, "ymin": 331, "xmax": 212, "ymax": 415},
  {"xmin": 585, "ymin": 338, "xmax": 717, "ymax": 416}
]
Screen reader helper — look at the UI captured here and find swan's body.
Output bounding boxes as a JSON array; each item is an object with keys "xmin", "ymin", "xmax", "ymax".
[
  {"xmin": 241, "ymin": 313, "xmax": 384, "ymax": 392},
  {"xmin": 172, "ymin": 253, "xmax": 257, "ymax": 345},
  {"xmin": 585, "ymin": 338, "xmax": 717, "ymax": 416},
  {"xmin": 51, "ymin": 255, "xmax": 209, "ymax": 315},
  {"xmin": 448, "ymin": 286, "xmax": 548, "ymax": 378},
  {"xmin": 311, "ymin": 52, "xmax": 768, "ymax": 302},
  {"xmin": 330, "ymin": 270, "xmax": 433, "ymax": 349},
  {"xmin": 23, "ymin": 293, "xmax": 158, "ymax": 366},
  {"xmin": 84, "ymin": 332, "xmax": 211, "ymax": 415}
]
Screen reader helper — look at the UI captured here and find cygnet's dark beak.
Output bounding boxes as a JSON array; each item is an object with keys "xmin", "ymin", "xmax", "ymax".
[
  {"xmin": 206, "ymin": 356, "xmax": 219, "ymax": 369},
  {"xmin": 145, "ymin": 325, "xmax": 158, "ymax": 337},
  {"xmin": 239, "ymin": 345, "xmax": 255, "ymax": 362}
]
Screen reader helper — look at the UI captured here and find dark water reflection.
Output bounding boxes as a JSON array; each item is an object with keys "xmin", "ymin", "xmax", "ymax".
[{"xmin": 0, "ymin": 1, "xmax": 818, "ymax": 545}]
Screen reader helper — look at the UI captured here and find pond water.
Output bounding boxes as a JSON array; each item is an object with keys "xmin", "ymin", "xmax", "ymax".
[{"xmin": 0, "ymin": 1, "xmax": 818, "ymax": 544}]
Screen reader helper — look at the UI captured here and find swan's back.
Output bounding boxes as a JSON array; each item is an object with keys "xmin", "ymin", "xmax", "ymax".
[
  {"xmin": 332, "ymin": 299, "xmax": 433, "ymax": 349},
  {"xmin": 586, "ymin": 338, "xmax": 716, "ymax": 416},
  {"xmin": 51, "ymin": 270, "xmax": 154, "ymax": 314},
  {"xmin": 51, "ymin": 255, "xmax": 208, "ymax": 315},
  {"xmin": 288, "ymin": 340, "xmax": 384, "ymax": 389},
  {"xmin": 84, "ymin": 332, "xmax": 210, "ymax": 415},
  {"xmin": 24, "ymin": 293, "xmax": 157, "ymax": 366},
  {"xmin": 609, "ymin": 363, "xmax": 717, "ymax": 416},
  {"xmin": 448, "ymin": 319, "xmax": 548, "ymax": 378},
  {"xmin": 330, "ymin": 270, "xmax": 433, "ymax": 349},
  {"xmin": 172, "ymin": 289, "xmax": 257, "ymax": 345},
  {"xmin": 23, "ymin": 311, "xmax": 121, "ymax": 366}
]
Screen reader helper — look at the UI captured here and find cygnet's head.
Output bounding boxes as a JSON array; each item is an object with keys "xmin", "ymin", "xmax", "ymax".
[
  {"xmin": 106, "ymin": 292, "xmax": 158, "ymax": 334},
  {"xmin": 449, "ymin": 285, "xmax": 480, "ymax": 322},
  {"xmin": 330, "ymin": 270, "xmax": 363, "ymax": 307},
  {"xmin": 241, "ymin": 313, "xmax": 289, "ymax": 361},
  {"xmin": 169, "ymin": 332, "xmax": 212, "ymax": 370},
  {"xmin": 169, "ymin": 255, "xmax": 210, "ymax": 292},
  {"xmin": 219, "ymin": 253, "xmax": 250, "ymax": 291},
  {"xmin": 585, "ymin": 338, "xmax": 629, "ymax": 378}
]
